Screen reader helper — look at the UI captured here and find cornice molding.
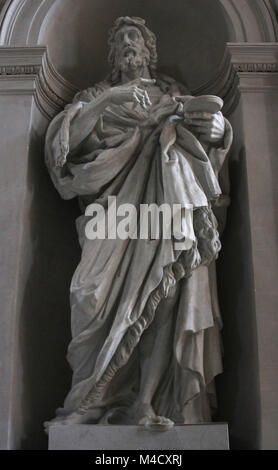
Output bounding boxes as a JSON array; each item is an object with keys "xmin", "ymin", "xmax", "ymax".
[
  {"xmin": 233, "ymin": 63, "xmax": 278, "ymax": 73},
  {"xmin": 0, "ymin": 46, "xmax": 78, "ymax": 118},
  {"xmin": 227, "ymin": 42, "xmax": 278, "ymax": 65},
  {"xmin": 0, "ymin": 64, "xmax": 40, "ymax": 74},
  {"xmin": 234, "ymin": 73, "xmax": 278, "ymax": 93},
  {"xmin": 228, "ymin": 43, "xmax": 278, "ymax": 93}
]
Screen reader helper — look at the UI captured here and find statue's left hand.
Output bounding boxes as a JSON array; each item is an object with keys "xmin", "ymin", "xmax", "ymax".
[{"xmin": 184, "ymin": 111, "xmax": 225, "ymax": 144}]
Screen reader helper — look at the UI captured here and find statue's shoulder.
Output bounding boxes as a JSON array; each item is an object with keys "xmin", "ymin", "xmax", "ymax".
[
  {"xmin": 71, "ymin": 80, "xmax": 112, "ymax": 105},
  {"xmin": 156, "ymin": 73, "xmax": 191, "ymax": 97}
]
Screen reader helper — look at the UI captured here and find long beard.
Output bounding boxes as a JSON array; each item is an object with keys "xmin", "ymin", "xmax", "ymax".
[
  {"xmin": 113, "ymin": 46, "xmax": 150, "ymax": 78},
  {"xmin": 119, "ymin": 52, "xmax": 147, "ymax": 72}
]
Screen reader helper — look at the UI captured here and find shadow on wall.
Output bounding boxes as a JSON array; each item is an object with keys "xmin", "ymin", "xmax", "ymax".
[
  {"xmin": 270, "ymin": 0, "xmax": 278, "ymax": 20},
  {"xmin": 16, "ymin": 123, "xmax": 81, "ymax": 450},
  {"xmin": 215, "ymin": 103, "xmax": 261, "ymax": 450}
]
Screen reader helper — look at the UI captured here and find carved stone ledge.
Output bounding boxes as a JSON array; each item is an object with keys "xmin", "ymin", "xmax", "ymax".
[
  {"xmin": 228, "ymin": 43, "xmax": 278, "ymax": 71},
  {"xmin": 232, "ymin": 72, "xmax": 278, "ymax": 93},
  {"xmin": 0, "ymin": 64, "xmax": 40, "ymax": 74},
  {"xmin": 227, "ymin": 43, "xmax": 278, "ymax": 93},
  {"xmin": 233, "ymin": 63, "xmax": 278, "ymax": 73},
  {"xmin": 0, "ymin": 46, "xmax": 78, "ymax": 118}
]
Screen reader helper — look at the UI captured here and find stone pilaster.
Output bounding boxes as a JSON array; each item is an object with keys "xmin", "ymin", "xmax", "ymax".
[
  {"xmin": 0, "ymin": 46, "xmax": 75, "ymax": 449},
  {"xmin": 228, "ymin": 42, "xmax": 278, "ymax": 450}
]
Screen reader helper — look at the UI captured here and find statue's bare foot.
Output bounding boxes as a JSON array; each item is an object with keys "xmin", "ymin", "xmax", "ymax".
[
  {"xmin": 134, "ymin": 402, "xmax": 174, "ymax": 431},
  {"xmin": 139, "ymin": 414, "xmax": 174, "ymax": 431}
]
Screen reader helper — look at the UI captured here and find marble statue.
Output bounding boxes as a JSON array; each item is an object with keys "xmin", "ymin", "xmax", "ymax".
[{"xmin": 45, "ymin": 16, "xmax": 233, "ymax": 431}]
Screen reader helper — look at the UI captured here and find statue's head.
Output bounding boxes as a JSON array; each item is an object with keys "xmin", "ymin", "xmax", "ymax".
[{"xmin": 108, "ymin": 16, "xmax": 158, "ymax": 83}]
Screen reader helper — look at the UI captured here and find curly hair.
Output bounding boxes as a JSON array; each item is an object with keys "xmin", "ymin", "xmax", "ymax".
[
  {"xmin": 193, "ymin": 207, "xmax": 221, "ymax": 266},
  {"xmin": 107, "ymin": 16, "xmax": 158, "ymax": 84}
]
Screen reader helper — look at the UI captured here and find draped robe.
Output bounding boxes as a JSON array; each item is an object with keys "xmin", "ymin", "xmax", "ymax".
[{"xmin": 45, "ymin": 75, "xmax": 233, "ymax": 424}]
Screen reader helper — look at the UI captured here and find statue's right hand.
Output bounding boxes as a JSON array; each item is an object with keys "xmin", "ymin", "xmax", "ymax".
[
  {"xmin": 56, "ymin": 142, "xmax": 69, "ymax": 168},
  {"xmin": 56, "ymin": 153, "xmax": 67, "ymax": 168},
  {"xmin": 108, "ymin": 78, "xmax": 155, "ymax": 109}
]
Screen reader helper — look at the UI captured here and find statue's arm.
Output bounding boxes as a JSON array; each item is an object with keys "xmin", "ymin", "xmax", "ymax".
[
  {"xmin": 44, "ymin": 86, "xmax": 111, "ymax": 199},
  {"xmin": 56, "ymin": 78, "xmax": 155, "ymax": 167},
  {"xmin": 207, "ymin": 117, "xmax": 233, "ymax": 173},
  {"xmin": 66, "ymin": 90, "xmax": 111, "ymax": 151},
  {"xmin": 45, "ymin": 79, "xmax": 154, "ymax": 200}
]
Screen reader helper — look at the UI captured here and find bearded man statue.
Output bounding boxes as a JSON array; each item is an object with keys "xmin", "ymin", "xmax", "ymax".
[{"xmin": 45, "ymin": 16, "xmax": 233, "ymax": 430}]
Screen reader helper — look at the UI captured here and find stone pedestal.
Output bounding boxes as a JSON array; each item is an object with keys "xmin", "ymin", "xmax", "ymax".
[{"xmin": 48, "ymin": 424, "xmax": 229, "ymax": 450}]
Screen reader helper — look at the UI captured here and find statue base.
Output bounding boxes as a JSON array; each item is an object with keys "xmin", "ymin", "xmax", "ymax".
[{"xmin": 48, "ymin": 423, "xmax": 229, "ymax": 450}]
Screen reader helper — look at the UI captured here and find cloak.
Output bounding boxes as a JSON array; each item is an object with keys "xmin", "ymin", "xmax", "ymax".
[{"xmin": 45, "ymin": 75, "xmax": 233, "ymax": 423}]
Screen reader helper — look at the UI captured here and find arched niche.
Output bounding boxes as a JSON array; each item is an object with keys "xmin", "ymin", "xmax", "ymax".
[
  {"xmin": 0, "ymin": 0, "xmax": 272, "ymax": 450},
  {"xmin": 1, "ymin": 0, "xmax": 277, "ymax": 45},
  {"xmin": 0, "ymin": 0, "xmax": 277, "ymax": 90},
  {"xmin": 37, "ymin": 0, "xmax": 230, "ymax": 91}
]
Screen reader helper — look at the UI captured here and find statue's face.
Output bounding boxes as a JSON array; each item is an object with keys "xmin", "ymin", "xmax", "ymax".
[{"xmin": 113, "ymin": 25, "xmax": 150, "ymax": 72}]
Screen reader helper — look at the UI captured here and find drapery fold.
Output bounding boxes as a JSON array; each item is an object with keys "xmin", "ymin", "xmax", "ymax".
[{"xmin": 45, "ymin": 77, "xmax": 232, "ymax": 422}]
